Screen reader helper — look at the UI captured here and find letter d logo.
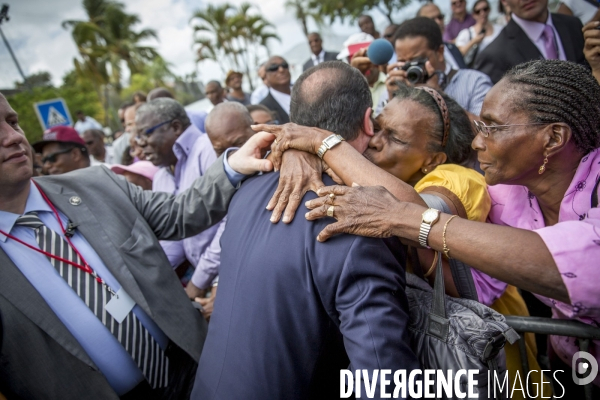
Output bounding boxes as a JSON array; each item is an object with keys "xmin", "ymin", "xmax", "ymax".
[{"xmin": 572, "ymin": 351, "xmax": 598, "ymax": 385}]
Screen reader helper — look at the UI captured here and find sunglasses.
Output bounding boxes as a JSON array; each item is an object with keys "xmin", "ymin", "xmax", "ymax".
[
  {"xmin": 474, "ymin": 6, "xmax": 490, "ymax": 14},
  {"xmin": 42, "ymin": 147, "xmax": 73, "ymax": 164},
  {"xmin": 136, "ymin": 119, "xmax": 174, "ymax": 141},
  {"xmin": 266, "ymin": 63, "xmax": 289, "ymax": 73},
  {"xmin": 432, "ymin": 14, "xmax": 445, "ymax": 21}
]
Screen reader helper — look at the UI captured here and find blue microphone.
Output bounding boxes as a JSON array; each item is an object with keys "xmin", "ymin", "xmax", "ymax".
[{"xmin": 367, "ymin": 39, "xmax": 394, "ymax": 65}]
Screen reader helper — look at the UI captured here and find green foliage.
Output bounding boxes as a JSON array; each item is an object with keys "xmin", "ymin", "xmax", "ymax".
[
  {"xmin": 313, "ymin": 0, "xmax": 412, "ymax": 24},
  {"xmin": 15, "ymin": 72, "xmax": 53, "ymax": 90},
  {"xmin": 191, "ymin": 3, "xmax": 280, "ymax": 90},
  {"xmin": 284, "ymin": 0, "xmax": 325, "ymax": 37},
  {"xmin": 7, "ymin": 70, "xmax": 103, "ymax": 144}
]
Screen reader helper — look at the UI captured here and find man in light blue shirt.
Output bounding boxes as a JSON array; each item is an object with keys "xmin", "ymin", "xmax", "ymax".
[{"xmin": 0, "ymin": 92, "xmax": 271, "ymax": 400}]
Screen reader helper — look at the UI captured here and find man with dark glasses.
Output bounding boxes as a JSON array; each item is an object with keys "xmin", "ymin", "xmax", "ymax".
[
  {"xmin": 32, "ymin": 126, "xmax": 90, "ymax": 176},
  {"xmin": 259, "ymin": 56, "xmax": 292, "ymax": 124}
]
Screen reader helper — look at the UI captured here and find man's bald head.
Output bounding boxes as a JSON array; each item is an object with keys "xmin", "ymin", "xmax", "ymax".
[
  {"xmin": 290, "ymin": 61, "xmax": 372, "ymax": 143},
  {"xmin": 205, "ymin": 102, "xmax": 254, "ymax": 156},
  {"xmin": 147, "ymin": 87, "xmax": 175, "ymax": 101}
]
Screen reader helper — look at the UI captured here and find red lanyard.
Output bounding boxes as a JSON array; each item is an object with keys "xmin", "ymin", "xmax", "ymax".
[{"xmin": 0, "ymin": 181, "xmax": 115, "ymax": 295}]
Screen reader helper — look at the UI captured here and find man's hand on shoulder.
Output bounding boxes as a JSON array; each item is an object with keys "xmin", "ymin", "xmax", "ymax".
[{"xmin": 227, "ymin": 131, "xmax": 275, "ymax": 176}]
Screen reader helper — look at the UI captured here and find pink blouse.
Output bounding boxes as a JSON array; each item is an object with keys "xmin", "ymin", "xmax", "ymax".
[{"xmin": 471, "ymin": 148, "xmax": 600, "ymax": 380}]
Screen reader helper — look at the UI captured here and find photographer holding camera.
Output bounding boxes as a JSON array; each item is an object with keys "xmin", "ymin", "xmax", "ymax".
[{"xmin": 378, "ymin": 17, "xmax": 492, "ymax": 119}]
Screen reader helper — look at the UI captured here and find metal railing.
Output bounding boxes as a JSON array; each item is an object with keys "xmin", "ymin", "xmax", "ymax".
[{"xmin": 504, "ymin": 316, "xmax": 600, "ymax": 400}]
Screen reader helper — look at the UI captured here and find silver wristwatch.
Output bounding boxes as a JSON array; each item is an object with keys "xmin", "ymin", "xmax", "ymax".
[
  {"xmin": 317, "ymin": 134, "xmax": 345, "ymax": 159},
  {"xmin": 419, "ymin": 208, "xmax": 441, "ymax": 248}
]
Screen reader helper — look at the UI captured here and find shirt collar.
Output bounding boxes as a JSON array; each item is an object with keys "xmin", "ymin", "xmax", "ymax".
[
  {"xmin": 512, "ymin": 11, "xmax": 552, "ymax": 43},
  {"xmin": 311, "ymin": 50, "xmax": 325, "ymax": 62},
  {"xmin": 0, "ymin": 181, "xmax": 53, "ymax": 242},
  {"xmin": 173, "ymin": 124, "xmax": 202, "ymax": 162}
]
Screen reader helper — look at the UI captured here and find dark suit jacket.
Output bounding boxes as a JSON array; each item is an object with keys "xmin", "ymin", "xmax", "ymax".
[
  {"xmin": 474, "ymin": 14, "xmax": 585, "ymax": 83},
  {"xmin": 0, "ymin": 157, "xmax": 235, "ymax": 400},
  {"xmin": 303, "ymin": 51, "xmax": 339, "ymax": 71},
  {"xmin": 191, "ymin": 173, "xmax": 419, "ymax": 400},
  {"xmin": 260, "ymin": 91, "xmax": 290, "ymax": 124}
]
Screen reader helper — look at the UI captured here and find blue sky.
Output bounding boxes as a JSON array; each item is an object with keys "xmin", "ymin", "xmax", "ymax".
[{"xmin": 0, "ymin": 0, "xmax": 449, "ymax": 89}]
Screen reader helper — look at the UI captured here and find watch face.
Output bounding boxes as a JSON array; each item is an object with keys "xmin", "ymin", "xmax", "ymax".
[{"xmin": 422, "ymin": 209, "xmax": 439, "ymax": 223}]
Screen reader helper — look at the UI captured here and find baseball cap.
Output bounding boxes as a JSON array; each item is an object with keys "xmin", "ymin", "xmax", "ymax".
[
  {"xmin": 337, "ymin": 33, "xmax": 375, "ymax": 60},
  {"xmin": 32, "ymin": 126, "xmax": 87, "ymax": 153},
  {"xmin": 111, "ymin": 161, "xmax": 160, "ymax": 182},
  {"xmin": 225, "ymin": 70, "xmax": 243, "ymax": 84}
]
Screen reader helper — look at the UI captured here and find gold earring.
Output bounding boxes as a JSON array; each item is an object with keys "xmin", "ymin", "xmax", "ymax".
[
  {"xmin": 423, "ymin": 168, "xmax": 428, "ymax": 173},
  {"xmin": 538, "ymin": 156, "xmax": 548, "ymax": 174}
]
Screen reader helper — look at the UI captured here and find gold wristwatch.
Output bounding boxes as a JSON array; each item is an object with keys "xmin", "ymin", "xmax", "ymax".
[{"xmin": 419, "ymin": 208, "xmax": 441, "ymax": 248}]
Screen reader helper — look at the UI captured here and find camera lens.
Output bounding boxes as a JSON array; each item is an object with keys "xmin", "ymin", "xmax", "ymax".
[{"xmin": 406, "ymin": 66, "xmax": 423, "ymax": 84}]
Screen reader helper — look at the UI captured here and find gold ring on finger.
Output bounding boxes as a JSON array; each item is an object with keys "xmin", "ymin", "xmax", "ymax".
[
  {"xmin": 329, "ymin": 193, "xmax": 335, "ymax": 202},
  {"xmin": 273, "ymin": 138, "xmax": 278, "ymax": 145},
  {"xmin": 327, "ymin": 205, "xmax": 335, "ymax": 218}
]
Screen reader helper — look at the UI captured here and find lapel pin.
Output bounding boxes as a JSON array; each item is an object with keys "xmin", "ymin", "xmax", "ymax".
[{"xmin": 69, "ymin": 196, "xmax": 82, "ymax": 206}]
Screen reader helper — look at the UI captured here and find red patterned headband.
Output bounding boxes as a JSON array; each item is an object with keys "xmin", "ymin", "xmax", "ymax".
[{"xmin": 417, "ymin": 87, "xmax": 450, "ymax": 147}]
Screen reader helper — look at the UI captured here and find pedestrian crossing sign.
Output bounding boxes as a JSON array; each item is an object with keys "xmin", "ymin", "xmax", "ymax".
[{"xmin": 33, "ymin": 98, "xmax": 73, "ymax": 131}]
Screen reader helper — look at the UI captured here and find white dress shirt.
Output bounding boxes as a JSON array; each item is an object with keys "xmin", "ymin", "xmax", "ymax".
[
  {"xmin": 312, "ymin": 50, "xmax": 326, "ymax": 66},
  {"xmin": 269, "ymin": 88, "xmax": 291, "ymax": 115}
]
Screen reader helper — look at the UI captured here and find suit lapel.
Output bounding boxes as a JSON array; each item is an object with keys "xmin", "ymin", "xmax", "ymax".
[
  {"xmin": 33, "ymin": 178, "xmax": 152, "ymax": 315},
  {"xmin": 0, "ymin": 248, "xmax": 97, "ymax": 368},
  {"xmin": 551, "ymin": 14, "xmax": 576, "ymax": 61},
  {"xmin": 506, "ymin": 19, "xmax": 544, "ymax": 61}
]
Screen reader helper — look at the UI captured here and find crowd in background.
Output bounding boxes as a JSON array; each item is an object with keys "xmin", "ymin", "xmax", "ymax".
[{"xmin": 2, "ymin": 0, "xmax": 600, "ymax": 398}]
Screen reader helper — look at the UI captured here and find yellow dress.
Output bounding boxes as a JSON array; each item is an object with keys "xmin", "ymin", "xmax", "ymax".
[{"xmin": 414, "ymin": 164, "xmax": 551, "ymax": 399}]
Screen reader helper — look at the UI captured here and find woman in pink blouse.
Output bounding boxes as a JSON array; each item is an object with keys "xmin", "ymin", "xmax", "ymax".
[{"xmin": 299, "ymin": 60, "xmax": 600, "ymax": 397}]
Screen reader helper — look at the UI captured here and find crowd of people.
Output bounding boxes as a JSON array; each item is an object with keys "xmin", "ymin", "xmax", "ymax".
[{"xmin": 1, "ymin": 0, "xmax": 600, "ymax": 398}]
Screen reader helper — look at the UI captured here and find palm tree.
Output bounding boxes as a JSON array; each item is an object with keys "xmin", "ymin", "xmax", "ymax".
[
  {"xmin": 63, "ymin": 0, "xmax": 160, "ymax": 91},
  {"xmin": 191, "ymin": 2, "xmax": 279, "ymax": 90},
  {"xmin": 284, "ymin": 0, "xmax": 324, "ymax": 37}
]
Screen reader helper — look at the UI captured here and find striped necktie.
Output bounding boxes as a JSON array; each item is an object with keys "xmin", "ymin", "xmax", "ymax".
[{"xmin": 15, "ymin": 212, "xmax": 169, "ymax": 388}]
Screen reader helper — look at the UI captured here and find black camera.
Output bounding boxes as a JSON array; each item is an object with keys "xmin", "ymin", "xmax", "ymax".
[{"xmin": 402, "ymin": 59, "xmax": 429, "ymax": 84}]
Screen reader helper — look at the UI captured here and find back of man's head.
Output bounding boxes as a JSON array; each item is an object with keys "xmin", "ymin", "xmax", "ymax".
[
  {"xmin": 290, "ymin": 61, "xmax": 372, "ymax": 142},
  {"xmin": 205, "ymin": 102, "xmax": 254, "ymax": 156},
  {"xmin": 147, "ymin": 87, "xmax": 175, "ymax": 101},
  {"xmin": 394, "ymin": 17, "xmax": 443, "ymax": 50}
]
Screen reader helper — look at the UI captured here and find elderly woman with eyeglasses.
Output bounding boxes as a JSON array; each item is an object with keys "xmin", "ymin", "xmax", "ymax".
[{"xmin": 262, "ymin": 60, "xmax": 600, "ymax": 397}]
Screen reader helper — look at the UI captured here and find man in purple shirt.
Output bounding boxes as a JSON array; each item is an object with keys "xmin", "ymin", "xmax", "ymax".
[
  {"xmin": 444, "ymin": 0, "xmax": 476, "ymax": 42},
  {"xmin": 136, "ymin": 98, "xmax": 224, "ymax": 302}
]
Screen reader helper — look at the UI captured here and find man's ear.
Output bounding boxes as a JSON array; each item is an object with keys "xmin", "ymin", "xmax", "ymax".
[
  {"xmin": 544, "ymin": 123, "xmax": 572, "ymax": 158},
  {"xmin": 172, "ymin": 120, "xmax": 184, "ymax": 138},
  {"xmin": 363, "ymin": 107, "xmax": 375, "ymax": 137}
]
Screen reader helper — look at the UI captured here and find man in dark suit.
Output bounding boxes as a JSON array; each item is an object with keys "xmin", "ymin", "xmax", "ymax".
[
  {"xmin": 474, "ymin": 0, "xmax": 585, "ymax": 83},
  {"xmin": 303, "ymin": 32, "xmax": 339, "ymax": 72},
  {"xmin": 192, "ymin": 61, "xmax": 419, "ymax": 400},
  {"xmin": 0, "ymin": 92, "xmax": 273, "ymax": 400},
  {"xmin": 260, "ymin": 55, "xmax": 292, "ymax": 124}
]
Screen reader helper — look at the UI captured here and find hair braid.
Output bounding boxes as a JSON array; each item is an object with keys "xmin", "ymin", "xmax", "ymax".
[{"xmin": 502, "ymin": 60, "xmax": 600, "ymax": 154}]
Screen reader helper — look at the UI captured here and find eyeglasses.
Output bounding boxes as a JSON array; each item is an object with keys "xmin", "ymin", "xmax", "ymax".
[
  {"xmin": 474, "ymin": 6, "xmax": 490, "ymax": 14},
  {"xmin": 432, "ymin": 14, "xmax": 445, "ymax": 21},
  {"xmin": 136, "ymin": 119, "xmax": 174, "ymax": 141},
  {"xmin": 266, "ymin": 63, "xmax": 289, "ymax": 73},
  {"xmin": 473, "ymin": 120, "xmax": 548, "ymax": 137},
  {"xmin": 42, "ymin": 147, "xmax": 74, "ymax": 164},
  {"xmin": 85, "ymin": 140, "xmax": 95, "ymax": 146}
]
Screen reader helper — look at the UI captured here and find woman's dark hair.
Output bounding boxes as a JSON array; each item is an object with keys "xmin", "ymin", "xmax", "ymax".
[
  {"xmin": 502, "ymin": 60, "xmax": 600, "ymax": 155},
  {"xmin": 391, "ymin": 84, "xmax": 475, "ymax": 166},
  {"xmin": 472, "ymin": 0, "xmax": 489, "ymax": 13}
]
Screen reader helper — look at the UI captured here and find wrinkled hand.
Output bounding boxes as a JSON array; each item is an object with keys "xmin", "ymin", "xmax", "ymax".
[
  {"xmin": 185, "ymin": 282, "xmax": 206, "ymax": 301},
  {"xmin": 195, "ymin": 286, "xmax": 217, "ymax": 321},
  {"xmin": 252, "ymin": 123, "xmax": 331, "ymax": 170},
  {"xmin": 304, "ymin": 184, "xmax": 404, "ymax": 242},
  {"xmin": 350, "ymin": 48, "xmax": 373, "ymax": 75},
  {"xmin": 227, "ymin": 131, "xmax": 274, "ymax": 175},
  {"xmin": 583, "ymin": 20, "xmax": 600, "ymax": 78},
  {"xmin": 386, "ymin": 61, "xmax": 409, "ymax": 98},
  {"xmin": 268, "ymin": 150, "xmax": 325, "ymax": 223}
]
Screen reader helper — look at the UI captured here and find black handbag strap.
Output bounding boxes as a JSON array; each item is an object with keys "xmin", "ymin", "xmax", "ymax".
[
  {"xmin": 592, "ymin": 174, "xmax": 600, "ymax": 208},
  {"xmin": 420, "ymin": 194, "xmax": 479, "ymax": 301}
]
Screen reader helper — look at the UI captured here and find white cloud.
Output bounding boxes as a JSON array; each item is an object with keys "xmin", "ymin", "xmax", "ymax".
[{"xmin": 1, "ymin": 0, "xmax": 438, "ymax": 90}]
